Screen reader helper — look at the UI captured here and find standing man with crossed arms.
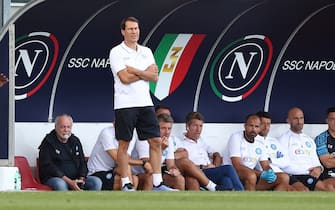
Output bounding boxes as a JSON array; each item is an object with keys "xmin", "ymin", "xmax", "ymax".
[{"xmin": 109, "ymin": 16, "xmax": 174, "ymax": 191}]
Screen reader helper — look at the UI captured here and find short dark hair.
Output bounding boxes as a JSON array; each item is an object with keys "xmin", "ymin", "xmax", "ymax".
[
  {"xmin": 327, "ymin": 107, "xmax": 335, "ymax": 115},
  {"xmin": 185, "ymin": 111, "xmax": 204, "ymax": 125},
  {"xmin": 155, "ymin": 104, "xmax": 171, "ymax": 113},
  {"xmin": 120, "ymin": 16, "xmax": 139, "ymax": 30},
  {"xmin": 157, "ymin": 113, "xmax": 174, "ymax": 123},
  {"xmin": 245, "ymin": 114, "xmax": 260, "ymax": 122},
  {"xmin": 256, "ymin": 111, "xmax": 271, "ymax": 120}
]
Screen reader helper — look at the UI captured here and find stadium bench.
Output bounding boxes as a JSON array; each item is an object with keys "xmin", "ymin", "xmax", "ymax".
[{"xmin": 14, "ymin": 156, "xmax": 52, "ymax": 191}]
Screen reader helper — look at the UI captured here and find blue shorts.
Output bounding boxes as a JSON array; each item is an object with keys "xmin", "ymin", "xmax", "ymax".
[{"xmin": 115, "ymin": 106, "xmax": 160, "ymax": 141}]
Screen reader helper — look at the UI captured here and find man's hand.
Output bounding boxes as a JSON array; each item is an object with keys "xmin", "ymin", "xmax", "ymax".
[
  {"xmin": 309, "ymin": 166, "xmax": 322, "ymax": 178},
  {"xmin": 166, "ymin": 168, "xmax": 181, "ymax": 177},
  {"xmin": 161, "ymin": 136, "xmax": 169, "ymax": 150},
  {"xmin": 143, "ymin": 160, "xmax": 153, "ymax": 174},
  {"xmin": 63, "ymin": 176, "xmax": 84, "ymax": 191},
  {"xmin": 212, "ymin": 152, "xmax": 222, "ymax": 166},
  {"xmin": 204, "ymin": 164, "xmax": 215, "ymax": 169},
  {"xmin": 260, "ymin": 169, "xmax": 277, "ymax": 183},
  {"xmin": 145, "ymin": 64, "xmax": 158, "ymax": 73},
  {"xmin": 174, "ymin": 148, "xmax": 188, "ymax": 160}
]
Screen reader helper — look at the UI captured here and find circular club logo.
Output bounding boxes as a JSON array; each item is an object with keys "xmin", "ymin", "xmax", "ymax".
[
  {"xmin": 15, "ymin": 32, "xmax": 59, "ymax": 100},
  {"xmin": 210, "ymin": 35, "xmax": 273, "ymax": 102}
]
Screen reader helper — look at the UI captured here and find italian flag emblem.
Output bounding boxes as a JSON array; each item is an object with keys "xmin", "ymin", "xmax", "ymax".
[{"xmin": 150, "ymin": 33, "xmax": 206, "ymax": 100}]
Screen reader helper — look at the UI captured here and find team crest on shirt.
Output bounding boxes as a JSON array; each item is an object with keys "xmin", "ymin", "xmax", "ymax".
[
  {"xmin": 270, "ymin": 144, "xmax": 277, "ymax": 150},
  {"xmin": 305, "ymin": 141, "xmax": 312, "ymax": 148},
  {"xmin": 162, "ymin": 149, "xmax": 168, "ymax": 157},
  {"xmin": 255, "ymin": 147, "xmax": 262, "ymax": 154}
]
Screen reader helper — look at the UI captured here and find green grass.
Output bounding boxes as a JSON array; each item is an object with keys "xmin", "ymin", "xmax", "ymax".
[{"xmin": 0, "ymin": 191, "xmax": 335, "ymax": 210}]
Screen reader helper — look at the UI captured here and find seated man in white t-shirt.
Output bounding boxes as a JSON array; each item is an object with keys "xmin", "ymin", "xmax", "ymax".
[
  {"xmin": 87, "ymin": 125, "xmax": 152, "ymax": 190},
  {"xmin": 278, "ymin": 107, "xmax": 335, "ymax": 191},
  {"xmin": 155, "ymin": 106, "xmax": 233, "ymax": 191},
  {"xmin": 256, "ymin": 111, "xmax": 308, "ymax": 191},
  {"xmin": 179, "ymin": 112, "xmax": 244, "ymax": 191},
  {"xmin": 224, "ymin": 114, "xmax": 289, "ymax": 191},
  {"xmin": 132, "ymin": 114, "xmax": 183, "ymax": 190},
  {"xmin": 132, "ymin": 139, "xmax": 183, "ymax": 190}
]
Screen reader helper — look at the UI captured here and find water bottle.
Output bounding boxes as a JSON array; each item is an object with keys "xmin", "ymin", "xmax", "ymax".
[{"xmin": 14, "ymin": 169, "xmax": 21, "ymax": 190}]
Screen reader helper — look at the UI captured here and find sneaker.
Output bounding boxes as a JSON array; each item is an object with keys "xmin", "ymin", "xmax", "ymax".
[
  {"xmin": 153, "ymin": 183, "xmax": 179, "ymax": 191},
  {"xmin": 215, "ymin": 184, "xmax": 232, "ymax": 191},
  {"xmin": 214, "ymin": 184, "xmax": 226, "ymax": 191},
  {"xmin": 122, "ymin": 183, "xmax": 135, "ymax": 191}
]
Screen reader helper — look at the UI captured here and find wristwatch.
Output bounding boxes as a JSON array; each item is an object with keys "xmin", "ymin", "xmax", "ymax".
[{"xmin": 142, "ymin": 160, "xmax": 147, "ymax": 167}]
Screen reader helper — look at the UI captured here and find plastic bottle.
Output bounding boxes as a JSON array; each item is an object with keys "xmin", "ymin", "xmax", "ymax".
[{"xmin": 14, "ymin": 168, "xmax": 21, "ymax": 190}]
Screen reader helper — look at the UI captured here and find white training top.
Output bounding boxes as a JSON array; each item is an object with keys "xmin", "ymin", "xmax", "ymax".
[
  {"xmin": 87, "ymin": 126, "xmax": 135, "ymax": 175},
  {"xmin": 256, "ymin": 135, "xmax": 291, "ymax": 173},
  {"xmin": 109, "ymin": 41, "xmax": 155, "ymax": 109},
  {"xmin": 132, "ymin": 136, "xmax": 175, "ymax": 164},
  {"xmin": 179, "ymin": 135, "xmax": 215, "ymax": 166},
  {"xmin": 277, "ymin": 129, "xmax": 322, "ymax": 175},
  {"xmin": 223, "ymin": 130, "xmax": 268, "ymax": 169}
]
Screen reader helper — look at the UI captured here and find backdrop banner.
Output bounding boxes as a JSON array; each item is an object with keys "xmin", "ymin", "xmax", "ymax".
[
  {"xmin": 0, "ymin": 31, "xmax": 9, "ymax": 160},
  {"xmin": 1, "ymin": 0, "xmax": 335, "ymax": 123}
]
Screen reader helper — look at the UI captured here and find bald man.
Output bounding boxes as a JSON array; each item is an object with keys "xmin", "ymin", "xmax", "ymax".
[
  {"xmin": 278, "ymin": 107, "xmax": 335, "ymax": 191},
  {"xmin": 224, "ymin": 114, "xmax": 289, "ymax": 191}
]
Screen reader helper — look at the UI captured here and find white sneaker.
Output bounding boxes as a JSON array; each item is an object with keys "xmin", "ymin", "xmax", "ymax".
[
  {"xmin": 153, "ymin": 183, "xmax": 179, "ymax": 191},
  {"xmin": 122, "ymin": 183, "xmax": 135, "ymax": 191}
]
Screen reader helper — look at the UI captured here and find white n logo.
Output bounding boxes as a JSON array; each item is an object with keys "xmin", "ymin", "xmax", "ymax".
[
  {"xmin": 15, "ymin": 49, "xmax": 43, "ymax": 77},
  {"xmin": 225, "ymin": 52, "xmax": 257, "ymax": 79}
]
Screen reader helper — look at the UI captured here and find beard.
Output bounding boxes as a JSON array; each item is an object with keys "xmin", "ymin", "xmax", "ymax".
[{"xmin": 63, "ymin": 133, "xmax": 71, "ymax": 140}]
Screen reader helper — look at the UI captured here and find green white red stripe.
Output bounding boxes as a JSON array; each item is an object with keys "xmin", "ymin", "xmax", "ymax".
[{"xmin": 151, "ymin": 33, "xmax": 206, "ymax": 100}]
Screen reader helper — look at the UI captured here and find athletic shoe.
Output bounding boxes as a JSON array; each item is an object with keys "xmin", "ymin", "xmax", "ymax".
[
  {"xmin": 153, "ymin": 183, "xmax": 179, "ymax": 191},
  {"xmin": 215, "ymin": 184, "xmax": 232, "ymax": 191},
  {"xmin": 122, "ymin": 183, "xmax": 135, "ymax": 191},
  {"xmin": 215, "ymin": 184, "xmax": 226, "ymax": 191}
]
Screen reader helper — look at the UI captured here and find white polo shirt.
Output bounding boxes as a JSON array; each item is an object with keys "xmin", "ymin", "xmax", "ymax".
[
  {"xmin": 224, "ymin": 131, "xmax": 268, "ymax": 170},
  {"xmin": 132, "ymin": 136, "xmax": 175, "ymax": 164},
  {"xmin": 277, "ymin": 129, "xmax": 322, "ymax": 175},
  {"xmin": 109, "ymin": 41, "xmax": 155, "ymax": 109},
  {"xmin": 179, "ymin": 135, "xmax": 215, "ymax": 166},
  {"xmin": 87, "ymin": 126, "xmax": 135, "ymax": 175}
]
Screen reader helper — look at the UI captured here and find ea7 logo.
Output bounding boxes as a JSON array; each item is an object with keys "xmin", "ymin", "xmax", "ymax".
[
  {"xmin": 210, "ymin": 35, "xmax": 273, "ymax": 102},
  {"xmin": 15, "ymin": 32, "xmax": 59, "ymax": 100}
]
